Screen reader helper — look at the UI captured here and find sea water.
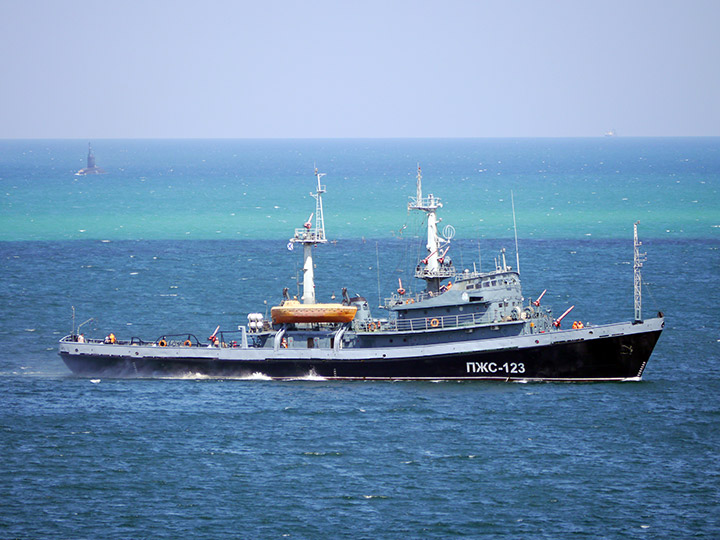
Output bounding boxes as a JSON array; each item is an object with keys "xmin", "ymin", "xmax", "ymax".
[{"xmin": 1, "ymin": 138, "xmax": 719, "ymax": 538}]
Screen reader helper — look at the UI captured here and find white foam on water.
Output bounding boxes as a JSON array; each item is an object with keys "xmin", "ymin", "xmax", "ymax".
[
  {"xmin": 242, "ymin": 372, "xmax": 272, "ymax": 380},
  {"xmin": 293, "ymin": 369, "xmax": 327, "ymax": 381},
  {"xmin": 158, "ymin": 372, "xmax": 214, "ymax": 380},
  {"xmin": 152, "ymin": 372, "xmax": 275, "ymax": 381}
]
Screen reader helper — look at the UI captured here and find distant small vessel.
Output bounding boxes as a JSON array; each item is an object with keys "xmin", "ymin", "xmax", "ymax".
[
  {"xmin": 75, "ymin": 143, "xmax": 106, "ymax": 175},
  {"xmin": 604, "ymin": 129, "xmax": 617, "ymax": 137}
]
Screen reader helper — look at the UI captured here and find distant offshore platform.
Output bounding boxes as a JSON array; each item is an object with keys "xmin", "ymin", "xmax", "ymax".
[{"xmin": 75, "ymin": 143, "xmax": 106, "ymax": 175}]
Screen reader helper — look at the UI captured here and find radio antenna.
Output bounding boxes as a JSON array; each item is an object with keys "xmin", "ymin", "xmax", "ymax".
[
  {"xmin": 376, "ymin": 242, "xmax": 382, "ymax": 308},
  {"xmin": 511, "ymin": 190, "xmax": 520, "ymax": 274}
]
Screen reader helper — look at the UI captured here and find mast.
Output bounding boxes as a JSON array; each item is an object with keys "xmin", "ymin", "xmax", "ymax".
[
  {"xmin": 633, "ymin": 221, "xmax": 646, "ymax": 322},
  {"xmin": 511, "ymin": 190, "xmax": 520, "ymax": 274},
  {"xmin": 408, "ymin": 165, "xmax": 455, "ymax": 293},
  {"xmin": 290, "ymin": 169, "xmax": 328, "ymax": 304}
]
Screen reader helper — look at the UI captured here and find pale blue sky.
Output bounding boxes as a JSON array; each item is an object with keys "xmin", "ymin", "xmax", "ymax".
[{"xmin": 1, "ymin": 0, "xmax": 718, "ymax": 138}]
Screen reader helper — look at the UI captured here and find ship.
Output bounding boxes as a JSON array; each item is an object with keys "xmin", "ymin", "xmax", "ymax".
[
  {"xmin": 75, "ymin": 143, "xmax": 106, "ymax": 175},
  {"xmin": 59, "ymin": 167, "xmax": 664, "ymax": 381}
]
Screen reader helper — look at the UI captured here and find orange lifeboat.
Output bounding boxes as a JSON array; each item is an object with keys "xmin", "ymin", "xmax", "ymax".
[{"xmin": 271, "ymin": 300, "xmax": 357, "ymax": 324}]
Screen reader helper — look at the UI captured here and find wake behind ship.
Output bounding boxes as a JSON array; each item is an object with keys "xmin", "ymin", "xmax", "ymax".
[{"xmin": 59, "ymin": 167, "xmax": 664, "ymax": 381}]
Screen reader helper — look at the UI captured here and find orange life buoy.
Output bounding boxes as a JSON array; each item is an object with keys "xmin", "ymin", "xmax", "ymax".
[
  {"xmin": 159, "ymin": 339, "xmax": 167, "ymax": 347},
  {"xmin": 430, "ymin": 318, "xmax": 440, "ymax": 328},
  {"xmin": 183, "ymin": 339, "xmax": 192, "ymax": 347},
  {"xmin": 368, "ymin": 322, "xmax": 376, "ymax": 331}
]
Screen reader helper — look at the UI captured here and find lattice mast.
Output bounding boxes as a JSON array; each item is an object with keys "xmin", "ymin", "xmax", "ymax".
[
  {"xmin": 290, "ymin": 169, "xmax": 328, "ymax": 304},
  {"xmin": 408, "ymin": 165, "xmax": 455, "ymax": 293},
  {"xmin": 633, "ymin": 221, "xmax": 646, "ymax": 322}
]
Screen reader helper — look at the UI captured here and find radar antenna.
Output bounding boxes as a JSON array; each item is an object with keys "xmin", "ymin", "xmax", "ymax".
[
  {"xmin": 289, "ymin": 168, "xmax": 329, "ymax": 304},
  {"xmin": 408, "ymin": 165, "xmax": 455, "ymax": 293}
]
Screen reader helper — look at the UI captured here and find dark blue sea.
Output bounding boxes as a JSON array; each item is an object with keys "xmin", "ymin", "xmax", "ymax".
[{"xmin": 1, "ymin": 138, "xmax": 719, "ymax": 538}]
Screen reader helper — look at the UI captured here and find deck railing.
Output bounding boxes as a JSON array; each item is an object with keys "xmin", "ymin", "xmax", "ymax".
[
  {"xmin": 354, "ymin": 311, "xmax": 515, "ymax": 333},
  {"xmin": 61, "ymin": 330, "xmax": 250, "ymax": 348}
]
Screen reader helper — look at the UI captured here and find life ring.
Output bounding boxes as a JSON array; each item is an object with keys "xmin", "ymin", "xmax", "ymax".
[
  {"xmin": 368, "ymin": 322, "xmax": 377, "ymax": 331},
  {"xmin": 397, "ymin": 288, "xmax": 406, "ymax": 295},
  {"xmin": 183, "ymin": 339, "xmax": 192, "ymax": 347},
  {"xmin": 159, "ymin": 339, "xmax": 167, "ymax": 347},
  {"xmin": 430, "ymin": 318, "xmax": 440, "ymax": 328}
]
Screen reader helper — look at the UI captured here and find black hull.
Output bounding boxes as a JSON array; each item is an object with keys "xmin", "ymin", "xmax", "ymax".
[{"xmin": 60, "ymin": 329, "xmax": 662, "ymax": 382}]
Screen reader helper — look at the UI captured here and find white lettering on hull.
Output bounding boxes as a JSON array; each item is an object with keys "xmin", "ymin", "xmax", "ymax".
[{"xmin": 466, "ymin": 362, "xmax": 526, "ymax": 374}]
